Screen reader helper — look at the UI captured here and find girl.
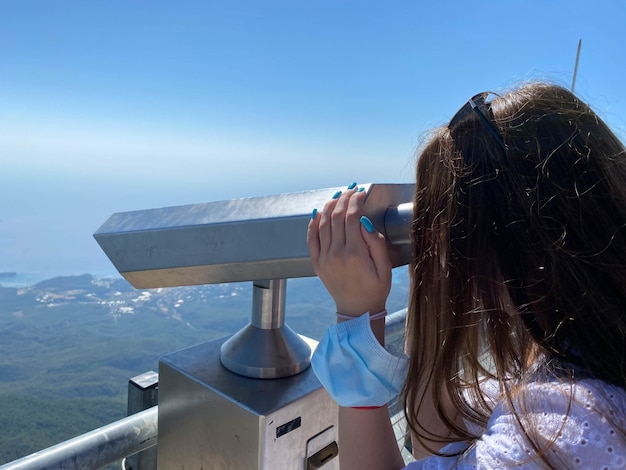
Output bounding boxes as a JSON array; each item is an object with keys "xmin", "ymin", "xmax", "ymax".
[{"xmin": 308, "ymin": 83, "xmax": 626, "ymax": 468}]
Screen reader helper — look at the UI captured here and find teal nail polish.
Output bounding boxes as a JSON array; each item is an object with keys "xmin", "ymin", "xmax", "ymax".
[
  {"xmin": 311, "ymin": 208, "xmax": 318, "ymax": 220},
  {"xmin": 360, "ymin": 216, "xmax": 374, "ymax": 233},
  {"xmin": 332, "ymin": 190, "xmax": 342, "ymax": 199},
  {"xmin": 356, "ymin": 187, "xmax": 365, "ymax": 192},
  {"xmin": 347, "ymin": 182, "xmax": 357, "ymax": 190}
]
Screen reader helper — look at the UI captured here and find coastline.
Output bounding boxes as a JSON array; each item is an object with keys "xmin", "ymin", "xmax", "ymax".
[{"xmin": 0, "ymin": 272, "xmax": 121, "ymax": 288}]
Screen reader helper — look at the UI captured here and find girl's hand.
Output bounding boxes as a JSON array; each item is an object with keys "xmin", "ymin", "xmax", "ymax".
[{"xmin": 307, "ymin": 185, "xmax": 392, "ymax": 317}]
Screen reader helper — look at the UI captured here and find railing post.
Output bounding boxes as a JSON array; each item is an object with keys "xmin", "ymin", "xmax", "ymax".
[{"xmin": 125, "ymin": 371, "xmax": 158, "ymax": 470}]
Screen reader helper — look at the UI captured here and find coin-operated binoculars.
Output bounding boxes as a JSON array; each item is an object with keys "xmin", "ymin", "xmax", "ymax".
[{"xmin": 94, "ymin": 183, "xmax": 414, "ymax": 470}]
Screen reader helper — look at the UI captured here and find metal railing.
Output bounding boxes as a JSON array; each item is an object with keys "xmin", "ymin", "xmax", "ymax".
[
  {"xmin": 0, "ymin": 407, "xmax": 157, "ymax": 470},
  {"xmin": 0, "ymin": 309, "xmax": 408, "ymax": 470}
]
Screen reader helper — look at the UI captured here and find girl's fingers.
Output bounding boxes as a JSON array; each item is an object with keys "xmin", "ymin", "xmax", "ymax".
[
  {"xmin": 307, "ymin": 208, "xmax": 321, "ymax": 263},
  {"xmin": 344, "ymin": 189, "xmax": 368, "ymax": 253},
  {"xmin": 317, "ymin": 191, "xmax": 341, "ymax": 257},
  {"xmin": 311, "ymin": 184, "xmax": 363, "ymax": 269},
  {"xmin": 361, "ymin": 220, "xmax": 392, "ymax": 278},
  {"xmin": 306, "ymin": 184, "xmax": 391, "ymax": 316},
  {"xmin": 329, "ymin": 189, "xmax": 354, "ymax": 252}
]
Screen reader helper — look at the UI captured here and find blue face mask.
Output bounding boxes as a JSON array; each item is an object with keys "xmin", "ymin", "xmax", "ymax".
[{"xmin": 311, "ymin": 313, "xmax": 409, "ymax": 408}]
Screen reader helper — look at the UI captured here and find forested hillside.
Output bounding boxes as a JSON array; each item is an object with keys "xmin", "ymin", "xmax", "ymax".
[{"xmin": 0, "ymin": 271, "xmax": 409, "ymax": 464}]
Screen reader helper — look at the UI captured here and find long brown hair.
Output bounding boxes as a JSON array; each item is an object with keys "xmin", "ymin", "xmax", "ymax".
[{"xmin": 404, "ymin": 83, "xmax": 626, "ymax": 464}]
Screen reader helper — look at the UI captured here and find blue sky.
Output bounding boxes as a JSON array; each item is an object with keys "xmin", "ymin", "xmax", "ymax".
[{"xmin": 1, "ymin": 0, "xmax": 625, "ymax": 278}]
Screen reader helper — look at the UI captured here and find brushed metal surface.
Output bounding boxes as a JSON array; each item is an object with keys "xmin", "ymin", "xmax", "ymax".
[
  {"xmin": 158, "ymin": 336, "xmax": 338, "ymax": 469},
  {"xmin": 94, "ymin": 184, "xmax": 414, "ymax": 288}
]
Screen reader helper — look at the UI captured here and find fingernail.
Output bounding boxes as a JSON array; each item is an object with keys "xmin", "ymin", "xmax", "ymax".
[
  {"xmin": 356, "ymin": 187, "xmax": 365, "ymax": 192},
  {"xmin": 360, "ymin": 216, "xmax": 374, "ymax": 233},
  {"xmin": 347, "ymin": 182, "xmax": 357, "ymax": 190},
  {"xmin": 332, "ymin": 190, "xmax": 342, "ymax": 199},
  {"xmin": 311, "ymin": 208, "xmax": 318, "ymax": 220}
]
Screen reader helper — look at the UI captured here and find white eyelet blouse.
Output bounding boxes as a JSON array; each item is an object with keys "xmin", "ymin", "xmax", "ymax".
[{"xmin": 405, "ymin": 378, "xmax": 626, "ymax": 469}]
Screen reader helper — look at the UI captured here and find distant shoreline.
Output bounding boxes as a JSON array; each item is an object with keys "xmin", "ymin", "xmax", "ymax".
[{"xmin": 0, "ymin": 272, "xmax": 121, "ymax": 288}]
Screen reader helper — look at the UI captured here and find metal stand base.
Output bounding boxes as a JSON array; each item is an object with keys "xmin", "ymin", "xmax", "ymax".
[
  {"xmin": 158, "ymin": 336, "xmax": 338, "ymax": 470},
  {"xmin": 220, "ymin": 279, "xmax": 311, "ymax": 378},
  {"xmin": 220, "ymin": 323, "xmax": 311, "ymax": 378}
]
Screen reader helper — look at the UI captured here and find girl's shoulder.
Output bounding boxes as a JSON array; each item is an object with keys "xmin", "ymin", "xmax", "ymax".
[
  {"xmin": 406, "ymin": 378, "xmax": 626, "ymax": 469},
  {"xmin": 517, "ymin": 376, "xmax": 626, "ymax": 423},
  {"xmin": 483, "ymin": 377, "xmax": 626, "ymax": 468}
]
